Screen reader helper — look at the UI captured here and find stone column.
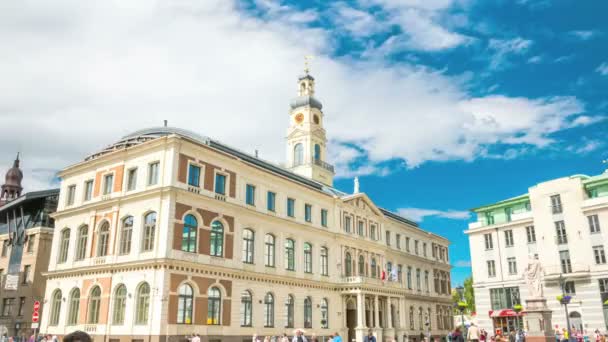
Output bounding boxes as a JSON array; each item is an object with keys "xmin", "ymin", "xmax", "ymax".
[
  {"xmin": 343, "ymin": 295, "xmax": 348, "ymax": 328},
  {"xmin": 374, "ymin": 295, "xmax": 380, "ymax": 328},
  {"xmin": 357, "ymin": 292, "xmax": 366, "ymax": 328}
]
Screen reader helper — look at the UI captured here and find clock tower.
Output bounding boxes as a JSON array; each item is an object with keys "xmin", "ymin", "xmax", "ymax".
[{"xmin": 286, "ymin": 63, "xmax": 334, "ymax": 186}]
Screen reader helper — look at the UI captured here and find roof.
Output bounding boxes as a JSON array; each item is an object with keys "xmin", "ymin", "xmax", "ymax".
[
  {"xmin": 0, "ymin": 188, "xmax": 60, "ymax": 213},
  {"xmin": 290, "ymin": 95, "xmax": 323, "ymax": 110},
  {"xmin": 470, "ymin": 193, "xmax": 529, "ymax": 212}
]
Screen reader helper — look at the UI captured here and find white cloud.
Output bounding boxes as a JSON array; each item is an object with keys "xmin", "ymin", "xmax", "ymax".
[
  {"xmin": 569, "ymin": 30, "xmax": 598, "ymax": 41},
  {"xmin": 396, "ymin": 208, "xmax": 470, "ymax": 221},
  {"xmin": 488, "ymin": 37, "xmax": 533, "ymax": 69},
  {"xmin": 527, "ymin": 55, "xmax": 542, "ymax": 64},
  {"xmin": 330, "ymin": 3, "xmax": 385, "ymax": 37},
  {"xmin": 596, "ymin": 62, "xmax": 608, "ymax": 76},
  {"xmin": 0, "ymin": 1, "xmax": 594, "ymax": 191}
]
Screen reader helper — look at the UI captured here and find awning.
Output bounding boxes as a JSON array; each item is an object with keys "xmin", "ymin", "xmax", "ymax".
[{"xmin": 488, "ymin": 309, "xmax": 525, "ymax": 317}]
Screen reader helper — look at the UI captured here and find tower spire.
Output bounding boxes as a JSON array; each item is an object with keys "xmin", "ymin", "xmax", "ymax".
[{"xmin": 1, "ymin": 153, "xmax": 24, "ymax": 204}]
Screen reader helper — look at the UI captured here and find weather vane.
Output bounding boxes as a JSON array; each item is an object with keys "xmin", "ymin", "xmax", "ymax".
[{"xmin": 304, "ymin": 55, "xmax": 314, "ymax": 74}]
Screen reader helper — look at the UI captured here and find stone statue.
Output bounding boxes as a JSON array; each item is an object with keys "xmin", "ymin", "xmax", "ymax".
[{"xmin": 524, "ymin": 255, "xmax": 544, "ymax": 298}]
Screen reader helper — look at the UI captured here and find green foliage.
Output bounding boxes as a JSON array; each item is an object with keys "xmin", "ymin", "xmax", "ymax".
[{"xmin": 451, "ymin": 276, "xmax": 476, "ymax": 314}]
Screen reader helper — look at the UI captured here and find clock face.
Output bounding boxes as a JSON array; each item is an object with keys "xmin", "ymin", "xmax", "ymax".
[{"xmin": 295, "ymin": 113, "xmax": 304, "ymax": 124}]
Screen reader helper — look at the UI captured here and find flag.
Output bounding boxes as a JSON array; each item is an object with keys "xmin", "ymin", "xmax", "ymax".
[{"xmin": 381, "ymin": 270, "xmax": 386, "ymax": 281}]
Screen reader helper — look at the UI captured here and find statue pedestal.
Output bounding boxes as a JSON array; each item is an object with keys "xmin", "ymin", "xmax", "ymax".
[{"xmin": 525, "ymin": 298, "xmax": 554, "ymax": 342}]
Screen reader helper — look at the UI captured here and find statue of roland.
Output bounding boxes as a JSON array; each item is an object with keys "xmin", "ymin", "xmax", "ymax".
[{"xmin": 524, "ymin": 254, "xmax": 544, "ymax": 298}]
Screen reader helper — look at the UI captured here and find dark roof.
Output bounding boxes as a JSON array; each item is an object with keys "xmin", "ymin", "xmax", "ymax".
[
  {"xmin": 290, "ymin": 95, "xmax": 323, "ymax": 110},
  {"xmin": 0, "ymin": 188, "xmax": 60, "ymax": 213},
  {"xmin": 380, "ymin": 208, "xmax": 419, "ymax": 227}
]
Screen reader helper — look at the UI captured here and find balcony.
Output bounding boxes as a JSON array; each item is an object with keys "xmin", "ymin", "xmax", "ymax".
[
  {"xmin": 543, "ymin": 263, "xmax": 590, "ymax": 280},
  {"xmin": 291, "ymin": 158, "xmax": 335, "ymax": 173},
  {"xmin": 582, "ymin": 195, "xmax": 608, "ymax": 210},
  {"xmin": 214, "ymin": 193, "xmax": 226, "ymax": 201}
]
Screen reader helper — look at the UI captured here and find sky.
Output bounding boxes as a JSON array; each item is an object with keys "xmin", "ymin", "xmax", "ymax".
[{"xmin": 1, "ymin": 0, "xmax": 607, "ymax": 285}]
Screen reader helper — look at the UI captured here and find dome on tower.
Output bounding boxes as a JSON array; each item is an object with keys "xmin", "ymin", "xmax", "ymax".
[
  {"xmin": 290, "ymin": 95, "xmax": 323, "ymax": 110},
  {"xmin": 5, "ymin": 160, "xmax": 23, "ymax": 186}
]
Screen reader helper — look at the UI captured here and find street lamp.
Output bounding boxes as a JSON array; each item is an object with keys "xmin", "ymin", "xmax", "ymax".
[
  {"xmin": 455, "ymin": 285, "xmax": 467, "ymax": 334},
  {"xmin": 558, "ymin": 275, "xmax": 573, "ymax": 342}
]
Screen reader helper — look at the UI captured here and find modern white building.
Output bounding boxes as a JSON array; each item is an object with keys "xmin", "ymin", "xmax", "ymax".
[{"xmin": 466, "ymin": 171, "xmax": 608, "ymax": 334}]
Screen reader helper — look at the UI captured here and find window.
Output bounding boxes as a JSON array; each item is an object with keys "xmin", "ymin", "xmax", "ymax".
[
  {"xmin": 304, "ymin": 297, "xmax": 312, "ymax": 328},
  {"xmin": 215, "ymin": 173, "xmax": 226, "ymax": 195},
  {"xmin": 416, "ymin": 268, "xmax": 421, "ymax": 291},
  {"xmin": 18, "ymin": 297, "xmax": 25, "ymax": 316},
  {"xmin": 396, "ymin": 234, "xmax": 401, "ymax": 249},
  {"xmin": 321, "ymin": 209, "xmax": 328, "ymax": 227},
  {"xmin": 386, "ymin": 231, "xmax": 391, "ymax": 246},
  {"xmin": 321, "ymin": 298, "xmax": 329, "ymax": 328},
  {"xmin": 207, "ymin": 287, "xmax": 221, "ymax": 325},
  {"xmin": 98, "ymin": 222, "xmax": 111, "ymax": 256},
  {"xmin": 424, "ymin": 270, "xmax": 429, "ymax": 292},
  {"xmin": 113, "ymin": 285, "xmax": 127, "ymax": 325},
  {"xmin": 414, "ymin": 240, "xmax": 419, "ymax": 255},
  {"xmin": 589, "ymin": 215, "xmax": 601, "ymax": 234},
  {"xmin": 371, "ymin": 224, "xmax": 377, "ymax": 240},
  {"xmin": 210, "ymin": 221, "xmax": 224, "ymax": 257},
  {"xmin": 564, "ymin": 281, "xmax": 576, "ymax": 295},
  {"xmin": 526, "ymin": 226, "xmax": 536, "ymax": 243},
  {"xmin": 285, "ymin": 239, "xmax": 295, "ymax": 271},
  {"xmin": 177, "ymin": 284, "xmax": 194, "ymax": 324},
  {"xmin": 265, "ymin": 234, "xmax": 275, "ymax": 267},
  {"xmin": 84, "ymin": 180, "xmax": 94, "ymax": 200},
  {"xmin": 594, "ymin": 246, "xmax": 607, "ymax": 264},
  {"xmin": 103, "ymin": 174, "xmax": 113, "ymax": 195},
  {"xmin": 285, "ymin": 295, "xmax": 294, "ymax": 328},
  {"xmin": 407, "ymin": 267, "xmax": 412, "ymax": 289},
  {"xmin": 49, "ymin": 290, "xmax": 62, "ymax": 326},
  {"xmin": 304, "ymin": 243, "xmax": 312, "ymax": 273},
  {"xmin": 345, "ymin": 252, "xmax": 353, "ymax": 276},
  {"xmin": 314, "ymin": 144, "xmax": 321, "ymax": 161},
  {"xmin": 127, "ymin": 168, "xmax": 137, "ymax": 191},
  {"xmin": 246, "ymin": 184, "xmax": 256, "ymax": 205},
  {"xmin": 320, "ymin": 247, "xmax": 329, "ymax": 276},
  {"xmin": 358, "ymin": 255, "xmax": 365, "ymax": 276},
  {"xmin": 551, "ymin": 194, "xmax": 563, "ymax": 214},
  {"xmin": 25, "ymin": 234, "xmax": 34, "ymax": 252},
  {"xmin": 148, "ymin": 162, "xmax": 159, "ymax": 185},
  {"xmin": 489, "ymin": 287, "xmax": 520, "ymax": 310},
  {"xmin": 487, "ymin": 260, "xmax": 496, "ymax": 277},
  {"xmin": 508, "ymin": 257, "xmax": 517, "ymax": 275},
  {"xmin": 2, "ymin": 298, "xmax": 14, "ymax": 317},
  {"xmin": 344, "ymin": 215, "xmax": 351, "ymax": 233},
  {"xmin": 504, "ymin": 230, "xmax": 514, "ymax": 247},
  {"xmin": 142, "ymin": 212, "xmax": 156, "ymax": 252},
  {"xmin": 264, "ymin": 293, "xmax": 274, "ymax": 327},
  {"xmin": 66, "ymin": 184, "xmax": 76, "ymax": 205},
  {"xmin": 555, "ymin": 221, "xmax": 567, "ymax": 244},
  {"xmin": 182, "ymin": 214, "xmax": 197, "ymax": 253},
  {"xmin": 484, "ymin": 233, "xmax": 493, "ymax": 250},
  {"xmin": 241, "ymin": 290, "xmax": 253, "ymax": 327},
  {"xmin": 560, "ymin": 250, "xmax": 572, "ymax": 273},
  {"xmin": 485, "ymin": 212, "xmax": 495, "ymax": 225},
  {"xmin": 135, "ymin": 283, "xmax": 150, "ymax": 325},
  {"xmin": 287, "ymin": 198, "xmax": 295, "ymax": 217},
  {"xmin": 75, "ymin": 225, "xmax": 88, "ymax": 261},
  {"xmin": 294, "ymin": 143, "xmax": 304, "ymax": 166},
  {"xmin": 305, "ymin": 204, "xmax": 312, "ymax": 222},
  {"xmin": 120, "ymin": 216, "xmax": 133, "ymax": 255},
  {"xmin": 423, "ymin": 242, "xmax": 427, "ymax": 256},
  {"xmin": 267, "ymin": 191, "xmax": 276, "ymax": 212},
  {"xmin": 67, "ymin": 289, "xmax": 80, "ymax": 325},
  {"xmin": 371, "ymin": 258, "xmax": 377, "ymax": 278},
  {"xmin": 242, "ymin": 229, "xmax": 255, "ymax": 264},
  {"xmin": 505, "ymin": 207, "xmax": 512, "ymax": 222},
  {"xmin": 188, "ymin": 164, "xmax": 201, "ymax": 187},
  {"xmin": 405, "ymin": 236, "xmax": 410, "ymax": 251},
  {"xmin": 58, "ymin": 228, "xmax": 70, "ymax": 263},
  {"xmin": 358, "ymin": 221, "xmax": 364, "ymax": 236},
  {"xmin": 87, "ymin": 286, "xmax": 101, "ymax": 324},
  {"xmin": 599, "ymin": 278, "xmax": 608, "ymax": 293}
]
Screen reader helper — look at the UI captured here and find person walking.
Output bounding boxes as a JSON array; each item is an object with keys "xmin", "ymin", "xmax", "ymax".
[
  {"xmin": 292, "ymin": 330, "xmax": 308, "ymax": 342},
  {"xmin": 468, "ymin": 323, "xmax": 480, "ymax": 342},
  {"xmin": 332, "ymin": 333, "xmax": 342, "ymax": 342},
  {"xmin": 364, "ymin": 330, "xmax": 377, "ymax": 342}
]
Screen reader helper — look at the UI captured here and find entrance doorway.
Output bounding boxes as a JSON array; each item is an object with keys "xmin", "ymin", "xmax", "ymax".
[
  {"xmin": 346, "ymin": 298, "xmax": 357, "ymax": 342},
  {"xmin": 570, "ymin": 312, "xmax": 583, "ymax": 332}
]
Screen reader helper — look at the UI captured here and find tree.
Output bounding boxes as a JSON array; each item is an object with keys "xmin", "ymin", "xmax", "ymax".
[{"xmin": 452, "ymin": 276, "xmax": 476, "ymax": 314}]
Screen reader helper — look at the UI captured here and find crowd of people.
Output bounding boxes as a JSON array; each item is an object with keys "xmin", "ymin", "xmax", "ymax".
[
  {"xmin": 445, "ymin": 323, "xmax": 608, "ymax": 342},
  {"xmin": 246, "ymin": 330, "xmax": 344, "ymax": 342},
  {"xmin": 0, "ymin": 331, "xmax": 91, "ymax": 342}
]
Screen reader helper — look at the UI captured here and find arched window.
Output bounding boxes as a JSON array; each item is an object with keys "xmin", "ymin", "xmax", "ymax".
[
  {"xmin": 314, "ymin": 144, "xmax": 321, "ymax": 161},
  {"xmin": 313, "ymin": 115, "xmax": 320, "ymax": 125},
  {"xmin": 320, "ymin": 247, "xmax": 328, "ymax": 276},
  {"xmin": 371, "ymin": 258, "xmax": 377, "ymax": 278},
  {"xmin": 285, "ymin": 295, "xmax": 294, "ymax": 328},
  {"xmin": 285, "ymin": 239, "xmax": 295, "ymax": 271},
  {"xmin": 58, "ymin": 229, "xmax": 70, "ymax": 263},
  {"xmin": 265, "ymin": 234, "xmax": 275, "ymax": 267},
  {"xmin": 97, "ymin": 222, "xmax": 110, "ymax": 257},
  {"xmin": 119, "ymin": 216, "xmax": 133, "ymax": 255},
  {"xmin": 87, "ymin": 286, "xmax": 101, "ymax": 324},
  {"xmin": 321, "ymin": 298, "xmax": 329, "ymax": 328},
  {"xmin": 304, "ymin": 242, "xmax": 312, "ymax": 273},
  {"xmin": 135, "ymin": 283, "xmax": 150, "ymax": 325},
  {"xmin": 294, "ymin": 143, "xmax": 304, "ymax": 166},
  {"xmin": 112, "ymin": 285, "xmax": 127, "ymax": 325},
  {"xmin": 207, "ymin": 287, "xmax": 221, "ymax": 325},
  {"xmin": 142, "ymin": 212, "xmax": 156, "ymax": 251},
  {"xmin": 182, "ymin": 214, "xmax": 197, "ymax": 253},
  {"xmin": 67, "ymin": 288, "xmax": 80, "ymax": 326},
  {"xmin": 345, "ymin": 252, "xmax": 352, "ymax": 276},
  {"xmin": 240, "ymin": 290, "xmax": 252, "ymax": 327},
  {"xmin": 75, "ymin": 225, "xmax": 88, "ymax": 261},
  {"xmin": 177, "ymin": 284, "xmax": 193, "ymax": 324},
  {"xmin": 304, "ymin": 297, "xmax": 312, "ymax": 328},
  {"xmin": 409, "ymin": 306, "xmax": 414, "ymax": 330},
  {"xmin": 264, "ymin": 292, "xmax": 274, "ymax": 327},
  {"xmin": 49, "ymin": 289, "xmax": 62, "ymax": 326},
  {"xmin": 358, "ymin": 255, "xmax": 365, "ymax": 276},
  {"xmin": 242, "ymin": 229, "xmax": 255, "ymax": 264},
  {"xmin": 210, "ymin": 221, "xmax": 224, "ymax": 257}
]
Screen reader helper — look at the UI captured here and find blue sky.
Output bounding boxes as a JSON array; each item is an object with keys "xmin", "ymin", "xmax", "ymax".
[{"xmin": 1, "ymin": 1, "xmax": 607, "ymax": 285}]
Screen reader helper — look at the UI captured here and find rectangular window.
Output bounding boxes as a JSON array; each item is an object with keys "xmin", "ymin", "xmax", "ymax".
[
  {"xmin": 551, "ymin": 194, "xmax": 563, "ymax": 214},
  {"xmin": 66, "ymin": 185, "xmax": 76, "ymax": 205},
  {"xmin": 564, "ymin": 281, "xmax": 576, "ymax": 295},
  {"xmin": 487, "ymin": 260, "xmax": 496, "ymax": 277},
  {"xmin": 321, "ymin": 209, "xmax": 328, "ymax": 227},
  {"xmin": 396, "ymin": 234, "xmax": 401, "ymax": 249},
  {"xmin": 594, "ymin": 246, "xmax": 607, "ymax": 264},
  {"xmin": 2, "ymin": 298, "xmax": 14, "ymax": 317},
  {"xmin": 414, "ymin": 240, "xmax": 419, "ymax": 255},
  {"xmin": 103, "ymin": 174, "xmax": 114, "ymax": 195},
  {"xmin": 148, "ymin": 162, "xmax": 160, "ymax": 185},
  {"xmin": 405, "ymin": 237, "xmax": 410, "ymax": 252},
  {"xmin": 589, "ymin": 215, "xmax": 601, "ymax": 234},
  {"xmin": 386, "ymin": 231, "xmax": 391, "ymax": 246},
  {"xmin": 22, "ymin": 265, "xmax": 31, "ymax": 284},
  {"xmin": 246, "ymin": 184, "xmax": 256, "ymax": 206},
  {"xmin": 526, "ymin": 226, "xmax": 536, "ymax": 243},
  {"xmin": 599, "ymin": 278, "xmax": 608, "ymax": 293},
  {"xmin": 357, "ymin": 221, "xmax": 364, "ymax": 236},
  {"xmin": 484, "ymin": 233, "xmax": 493, "ymax": 250},
  {"xmin": 423, "ymin": 243, "xmax": 427, "ymax": 257},
  {"xmin": 407, "ymin": 267, "xmax": 412, "ymax": 289},
  {"xmin": 83, "ymin": 180, "xmax": 94, "ymax": 201},
  {"xmin": 127, "ymin": 168, "xmax": 137, "ymax": 191},
  {"xmin": 555, "ymin": 221, "xmax": 567, "ymax": 244},
  {"xmin": 505, "ymin": 207, "xmax": 512, "ymax": 222},
  {"xmin": 267, "ymin": 191, "xmax": 276, "ymax": 212},
  {"xmin": 188, "ymin": 164, "xmax": 201, "ymax": 187},
  {"xmin": 18, "ymin": 297, "xmax": 25, "ymax": 317},
  {"xmin": 560, "ymin": 250, "xmax": 572, "ymax": 273},
  {"xmin": 485, "ymin": 212, "xmax": 495, "ymax": 225},
  {"xmin": 507, "ymin": 257, "xmax": 517, "ymax": 275},
  {"xmin": 504, "ymin": 230, "xmax": 514, "ymax": 247},
  {"xmin": 26, "ymin": 235, "xmax": 35, "ymax": 253},
  {"xmin": 304, "ymin": 204, "xmax": 312, "ymax": 222},
  {"xmin": 215, "ymin": 173, "xmax": 226, "ymax": 195},
  {"xmin": 370, "ymin": 224, "xmax": 377, "ymax": 240},
  {"xmin": 344, "ymin": 215, "xmax": 351, "ymax": 233},
  {"xmin": 489, "ymin": 287, "xmax": 520, "ymax": 310},
  {"xmin": 287, "ymin": 198, "xmax": 295, "ymax": 217}
]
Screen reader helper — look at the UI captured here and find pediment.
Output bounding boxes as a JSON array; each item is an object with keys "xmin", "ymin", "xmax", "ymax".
[{"xmin": 341, "ymin": 193, "xmax": 384, "ymax": 217}]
